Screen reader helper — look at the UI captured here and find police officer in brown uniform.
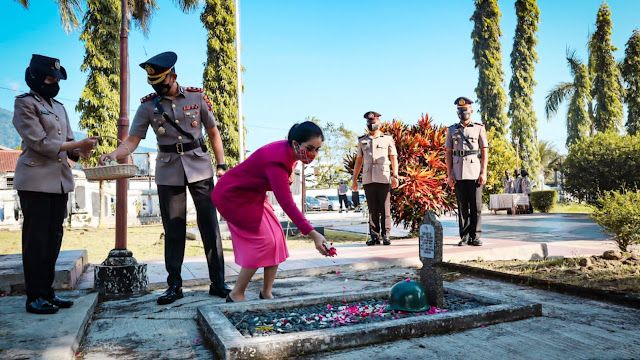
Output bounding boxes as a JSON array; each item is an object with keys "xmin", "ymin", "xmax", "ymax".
[
  {"xmin": 445, "ymin": 97, "xmax": 489, "ymax": 246},
  {"xmin": 100, "ymin": 52, "xmax": 230, "ymax": 304},
  {"xmin": 351, "ymin": 111, "xmax": 399, "ymax": 246},
  {"xmin": 13, "ymin": 54, "xmax": 98, "ymax": 314}
]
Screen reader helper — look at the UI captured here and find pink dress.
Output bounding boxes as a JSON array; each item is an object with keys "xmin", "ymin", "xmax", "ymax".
[{"xmin": 212, "ymin": 140, "xmax": 314, "ymax": 268}]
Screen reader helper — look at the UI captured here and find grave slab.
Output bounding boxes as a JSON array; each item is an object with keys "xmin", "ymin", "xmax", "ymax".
[
  {"xmin": 197, "ymin": 285, "xmax": 542, "ymax": 359},
  {"xmin": 0, "ymin": 250, "xmax": 88, "ymax": 294}
]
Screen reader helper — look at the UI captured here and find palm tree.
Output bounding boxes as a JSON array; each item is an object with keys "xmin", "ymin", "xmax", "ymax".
[
  {"xmin": 537, "ymin": 140, "xmax": 563, "ymax": 184},
  {"xmin": 545, "ymin": 50, "xmax": 594, "ymax": 147},
  {"xmin": 14, "ymin": 0, "xmax": 83, "ymax": 32}
]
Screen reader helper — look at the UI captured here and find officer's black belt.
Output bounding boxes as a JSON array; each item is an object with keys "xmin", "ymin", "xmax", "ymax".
[
  {"xmin": 452, "ymin": 149, "xmax": 479, "ymax": 156},
  {"xmin": 158, "ymin": 137, "xmax": 207, "ymax": 154}
]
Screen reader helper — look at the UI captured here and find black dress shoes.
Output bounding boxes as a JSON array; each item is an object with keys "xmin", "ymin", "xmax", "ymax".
[
  {"xmin": 26, "ymin": 298, "xmax": 58, "ymax": 314},
  {"xmin": 366, "ymin": 237, "xmax": 380, "ymax": 246},
  {"xmin": 382, "ymin": 237, "xmax": 391, "ymax": 245},
  {"xmin": 47, "ymin": 296, "xmax": 74, "ymax": 308},
  {"xmin": 157, "ymin": 286, "xmax": 183, "ymax": 305},
  {"xmin": 209, "ymin": 284, "xmax": 232, "ymax": 298}
]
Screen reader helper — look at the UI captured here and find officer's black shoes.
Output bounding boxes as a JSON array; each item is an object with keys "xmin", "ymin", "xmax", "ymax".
[
  {"xmin": 157, "ymin": 286, "xmax": 183, "ymax": 305},
  {"xmin": 469, "ymin": 238, "xmax": 483, "ymax": 246},
  {"xmin": 209, "ymin": 283, "xmax": 232, "ymax": 298},
  {"xmin": 26, "ymin": 298, "xmax": 59, "ymax": 314},
  {"xmin": 382, "ymin": 237, "xmax": 391, "ymax": 245},
  {"xmin": 366, "ymin": 237, "xmax": 380, "ymax": 246},
  {"xmin": 47, "ymin": 296, "xmax": 74, "ymax": 308}
]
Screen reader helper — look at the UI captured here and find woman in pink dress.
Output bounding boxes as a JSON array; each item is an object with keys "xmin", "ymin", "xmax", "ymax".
[{"xmin": 212, "ymin": 122, "xmax": 328, "ymax": 302}]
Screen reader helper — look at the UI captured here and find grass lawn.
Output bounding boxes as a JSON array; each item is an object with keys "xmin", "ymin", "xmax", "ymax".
[
  {"xmin": 461, "ymin": 255, "xmax": 640, "ymax": 296},
  {"xmin": 551, "ymin": 202, "xmax": 593, "ymax": 214},
  {"xmin": 0, "ymin": 226, "xmax": 365, "ymax": 265}
]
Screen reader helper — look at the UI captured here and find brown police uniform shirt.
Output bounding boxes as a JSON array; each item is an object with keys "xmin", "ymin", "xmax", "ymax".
[
  {"xmin": 12, "ymin": 91, "xmax": 76, "ymax": 193},
  {"xmin": 445, "ymin": 122, "xmax": 489, "ymax": 180},
  {"xmin": 356, "ymin": 132, "xmax": 397, "ymax": 185},
  {"xmin": 129, "ymin": 86, "xmax": 216, "ymax": 186}
]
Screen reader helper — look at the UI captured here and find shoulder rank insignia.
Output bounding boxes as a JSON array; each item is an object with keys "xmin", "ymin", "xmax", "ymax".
[
  {"xmin": 140, "ymin": 93, "xmax": 157, "ymax": 103},
  {"xmin": 183, "ymin": 104, "xmax": 199, "ymax": 111},
  {"xmin": 474, "ymin": 122, "xmax": 485, "ymax": 127},
  {"xmin": 16, "ymin": 93, "xmax": 31, "ymax": 99},
  {"xmin": 52, "ymin": 98, "xmax": 63, "ymax": 105},
  {"xmin": 203, "ymin": 94, "xmax": 212, "ymax": 112},
  {"xmin": 186, "ymin": 87, "xmax": 204, "ymax": 93}
]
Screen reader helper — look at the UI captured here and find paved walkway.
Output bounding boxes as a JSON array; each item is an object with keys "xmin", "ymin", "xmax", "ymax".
[{"xmin": 71, "ymin": 211, "xmax": 621, "ymax": 291}]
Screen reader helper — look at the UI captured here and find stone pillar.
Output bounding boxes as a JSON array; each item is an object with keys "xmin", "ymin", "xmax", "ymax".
[
  {"xmin": 418, "ymin": 210, "xmax": 444, "ymax": 308},
  {"xmin": 94, "ymin": 249, "xmax": 148, "ymax": 295}
]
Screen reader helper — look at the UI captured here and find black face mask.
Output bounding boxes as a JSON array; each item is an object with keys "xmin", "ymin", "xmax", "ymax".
[
  {"xmin": 152, "ymin": 81, "xmax": 172, "ymax": 96},
  {"xmin": 25, "ymin": 67, "xmax": 59, "ymax": 100},
  {"xmin": 458, "ymin": 110, "xmax": 471, "ymax": 121},
  {"xmin": 367, "ymin": 123, "xmax": 379, "ymax": 132},
  {"xmin": 39, "ymin": 82, "xmax": 60, "ymax": 99}
]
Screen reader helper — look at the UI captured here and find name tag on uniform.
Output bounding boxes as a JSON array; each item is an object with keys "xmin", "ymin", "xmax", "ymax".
[{"xmin": 40, "ymin": 109, "xmax": 51, "ymax": 115}]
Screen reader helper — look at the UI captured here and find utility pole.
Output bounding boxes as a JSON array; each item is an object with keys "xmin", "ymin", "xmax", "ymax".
[{"xmin": 235, "ymin": 0, "xmax": 244, "ymax": 162}]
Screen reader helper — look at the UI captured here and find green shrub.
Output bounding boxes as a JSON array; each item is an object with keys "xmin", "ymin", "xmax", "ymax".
[
  {"xmin": 530, "ymin": 190, "xmax": 557, "ymax": 212},
  {"xmin": 590, "ymin": 190, "xmax": 640, "ymax": 252},
  {"xmin": 564, "ymin": 133, "xmax": 640, "ymax": 204}
]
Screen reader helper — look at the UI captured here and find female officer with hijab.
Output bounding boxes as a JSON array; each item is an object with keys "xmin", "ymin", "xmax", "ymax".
[{"xmin": 13, "ymin": 54, "xmax": 97, "ymax": 314}]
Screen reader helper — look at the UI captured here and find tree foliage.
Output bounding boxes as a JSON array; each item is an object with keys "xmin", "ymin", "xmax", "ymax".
[
  {"xmin": 76, "ymin": 0, "xmax": 121, "ymax": 167},
  {"xmin": 621, "ymin": 30, "xmax": 640, "ymax": 135},
  {"xmin": 309, "ymin": 117, "xmax": 358, "ymax": 187},
  {"xmin": 563, "ymin": 132, "xmax": 640, "ymax": 204},
  {"xmin": 537, "ymin": 140, "xmax": 563, "ymax": 184},
  {"xmin": 343, "ymin": 115, "xmax": 457, "ymax": 234},
  {"xmin": 545, "ymin": 51, "xmax": 594, "ymax": 147},
  {"xmin": 589, "ymin": 2, "xmax": 624, "ymax": 133},
  {"xmin": 201, "ymin": 0, "xmax": 242, "ymax": 166},
  {"xmin": 590, "ymin": 189, "xmax": 640, "ymax": 252},
  {"xmin": 483, "ymin": 127, "xmax": 516, "ymax": 203},
  {"xmin": 471, "ymin": 0, "xmax": 509, "ymax": 137},
  {"xmin": 508, "ymin": 0, "xmax": 541, "ymax": 175}
]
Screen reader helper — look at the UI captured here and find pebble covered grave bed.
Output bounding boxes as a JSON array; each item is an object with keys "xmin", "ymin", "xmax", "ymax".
[{"xmin": 226, "ymin": 292, "xmax": 485, "ymax": 337}]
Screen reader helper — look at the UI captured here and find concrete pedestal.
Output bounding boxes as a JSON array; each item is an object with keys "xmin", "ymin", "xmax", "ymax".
[{"xmin": 94, "ymin": 249, "xmax": 148, "ymax": 295}]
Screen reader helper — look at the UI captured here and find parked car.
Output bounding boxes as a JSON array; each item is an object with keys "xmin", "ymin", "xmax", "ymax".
[
  {"xmin": 314, "ymin": 195, "xmax": 333, "ymax": 211},
  {"xmin": 305, "ymin": 196, "xmax": 321, "ymax": 211},
  {"xmin": 315, "ymin": 195, "xmax": 340, "ymax": 211}
]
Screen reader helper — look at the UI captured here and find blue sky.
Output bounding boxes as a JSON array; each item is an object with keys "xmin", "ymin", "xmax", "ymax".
[{"xmin": 1, "ymin": 0, "xmax": 638, "ymax": 155}]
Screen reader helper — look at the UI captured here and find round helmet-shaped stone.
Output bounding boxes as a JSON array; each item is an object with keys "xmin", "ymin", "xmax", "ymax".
[{"xmin": 386, "ymin": 280, "xmax": 430, "ymax": 312}]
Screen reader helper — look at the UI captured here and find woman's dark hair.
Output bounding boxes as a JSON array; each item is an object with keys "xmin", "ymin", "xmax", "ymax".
[{"xmin": 287, "ymin": 121, "xmax": 324, "ymax": 146}]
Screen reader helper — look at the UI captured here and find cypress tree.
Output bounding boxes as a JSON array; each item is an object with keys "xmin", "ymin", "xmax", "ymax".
[
  {"xmin": 589, "ymin": 2, "xmax": 624, "ymax": 133},
  {"xmin": 201, "ymin": 0, "xmax": 241, "ymax": 166},
  {"xmin": 508, "ymin": 0, "xmax": 541, "ymax": 173},
  {"xmin": 471, "ymin": 0, "xmax": 509, "ymax": 137},
  {"xmin": 76, "ymin": 0, "xmax": 120, "ymax": 167},
  {"xmin": 621, "ymin": 30, "xmax": 640, "ymax": 135}
]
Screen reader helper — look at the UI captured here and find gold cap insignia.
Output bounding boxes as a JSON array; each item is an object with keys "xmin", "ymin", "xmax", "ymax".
[
  {"xmin": 458, "ymin": 99, "xmax": 466, "ymax": 106},
  {"xmin": 145, "ymin": 65, "xmax": 155, "ymax": 75}
]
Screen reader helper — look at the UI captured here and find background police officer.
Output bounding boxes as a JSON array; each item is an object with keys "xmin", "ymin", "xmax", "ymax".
[
  {"xmin": 100, "ymin": 51, "xmax": 230, "ymax": 305},
  {"xmin": 13, "ymin": 54, "xmax": 97, "ymax": 314},
  {"xmin": 351, "ymin": 111, "xmax": 399, "ymax": 246},
  {"xmin": 445, "ymin": 97, "xmax": 489, "ymax": 246}
]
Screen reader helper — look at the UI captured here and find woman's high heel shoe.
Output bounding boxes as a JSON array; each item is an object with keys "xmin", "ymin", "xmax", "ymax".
[
  {"xmin": 259, "ymin": 291, "xmax": 265, "ymax": 300},
  {"xmin": 226, "ymin": 294, "xmax": 234, "ymax": 303}
]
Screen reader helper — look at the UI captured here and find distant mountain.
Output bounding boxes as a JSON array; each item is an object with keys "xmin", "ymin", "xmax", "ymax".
[
  {"xmin": 0, "ymin": 107, "xmax": 156, "ymax": 153},
  {"xmin": 0, "ymin": 107, "xmax": 21, "ymax": 149}
]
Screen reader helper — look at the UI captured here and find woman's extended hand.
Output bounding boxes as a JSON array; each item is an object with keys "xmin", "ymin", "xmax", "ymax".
[{"xmin": 309, "ymin": 230, "xmax": 328, "ymax": 256}]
